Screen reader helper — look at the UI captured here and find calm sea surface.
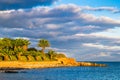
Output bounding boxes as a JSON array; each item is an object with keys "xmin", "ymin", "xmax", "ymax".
[{"xmin": 0, "ymin": 62, "xmax": 120, "ymax": 80}]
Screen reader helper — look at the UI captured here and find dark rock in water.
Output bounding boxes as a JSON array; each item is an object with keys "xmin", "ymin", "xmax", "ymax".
[
  {"xmin": 4, "ymin": 70, "xmax": 19, "ymax": 73},
  {"xmin": 0, "ymin": 68, "xmax": 28, "ymax": 73}
]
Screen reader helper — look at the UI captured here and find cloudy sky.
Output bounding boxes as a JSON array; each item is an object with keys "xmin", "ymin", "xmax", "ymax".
[{"xmin": 0, "ymin": 0, "xmax": 120, "ymax": 61}]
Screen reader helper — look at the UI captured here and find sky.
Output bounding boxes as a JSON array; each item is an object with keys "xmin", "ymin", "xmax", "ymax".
[{"xmin": 0, "ymin": 0, "xmax": 120, "ymax": 61}]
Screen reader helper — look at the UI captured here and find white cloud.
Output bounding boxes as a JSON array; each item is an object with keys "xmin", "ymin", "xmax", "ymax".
[
  {"xmin": 61, "ymin": 27, "xmax": 120, "ymax": 40},
  {"xmin": 79, "ymin": 52, "xmax": 112, "ymax": 61},
  {"xmin": 70, "ymin": 25, "xmax": 100, "ymax": 31},
  {"xmin": 45, "ymin": 24, "xmax": 60, "ymax": 30},
  {"xmin": 99, "ymin": 52, "xmax": 110, "ymax": 57},
  {"xmin": 46, "ymin": 47, "xmax": 67, "ymax": 52},
  {"xmin": 0, "ymin": 4, "xmax": 120, "ymax": 61},
  {"xmin": 82, "ymin": 43, "xmax": 120, "ymax": 50},
  {"xmin": 0, "ymin": 4, "xmax": 120, "ymax": 29},
  {"xmin": 90, "ymin": 27, "xmax": 120, "ymax": 39},
  {"xmin": 80, "ymin": 6, "xmax": 120, "ymax": 13},
  {"xmin": 0, "ymin": 9, "xmax": 15, "ymax": 13}
]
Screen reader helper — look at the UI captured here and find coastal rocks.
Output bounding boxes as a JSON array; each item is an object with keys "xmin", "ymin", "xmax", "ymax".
[
  {"xmin": 57, "ymin": 58, "xmax": 106, "ymax": 67},
  {"xmin": 0, "ymin": 68, "xmax": 27, "ymax": 73},
  {"xmin": 78, "ymin": 62, "xmax": 106, "ymax": 67},
  {"xmin": 4, "ymin": 70, "xmax": 19, "ymax": 73},
  {"xmin": 57, "ymin": 58, "xmax": 77, "ymax": 65}
]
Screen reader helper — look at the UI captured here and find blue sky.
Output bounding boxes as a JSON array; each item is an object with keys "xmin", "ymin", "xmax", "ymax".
[
  {"xmin": 0, "ymin": 0, "xmax": 120, "ymax": 61},
  {"xmin": 57, "ymin": 0, "xmax": 120, "ymax": 7}
]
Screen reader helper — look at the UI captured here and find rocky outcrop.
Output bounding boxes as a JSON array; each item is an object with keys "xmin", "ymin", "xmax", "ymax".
[
  {"xmin": 57, "ymin": 58, "xmax": 77, "ymax": 65},
  {"xmin": 78, "ymin": 62, "xmax": 106, "ymax": 67},
  {"xmin": 57, "ymin": 58, "xmax": 106, "ymax": 67}
]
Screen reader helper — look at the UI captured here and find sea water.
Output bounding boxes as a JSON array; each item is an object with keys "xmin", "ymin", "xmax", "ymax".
[{"xmin": 0, "ymin": 62, "xmax": 120, "ymax": 80}]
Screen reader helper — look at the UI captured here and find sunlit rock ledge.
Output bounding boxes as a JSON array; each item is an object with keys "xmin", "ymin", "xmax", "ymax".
[
  {"xmin": 0, "ymin": 58, "xmax": 106, "ymax": 70},
  {"xmin": 57, "ymin": 58, "xmax": 106, "ymax": 67}
]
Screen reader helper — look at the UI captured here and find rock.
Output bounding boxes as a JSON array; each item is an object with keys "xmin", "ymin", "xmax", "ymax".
[
  {"xmin": 4, "ymin": 70, "xmax": 19, "ymax": 73},
  {"xmin": 78, "ymin": 62, "xmax": 106, "ymax": 67},
  {"xmin": 57, "ymin": 58, "xmax": 77, "ymax": 65}
]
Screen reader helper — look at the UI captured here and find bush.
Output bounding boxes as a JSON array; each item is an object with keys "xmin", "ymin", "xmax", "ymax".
[
  {"xmin": 55, "ymin": 53, "xmax": 66, "ymax": 58},
  {"xmin": 27, "ymin": 55, "xmax": 35, "ymax": 61},
  {"xmin": 28, "ymin": 48, "xmax": 37, "ymax": 51},
  {"xmin": 20, "ymin": 56, "xmax": 28, "ymax": 61},
  {"xmin": 9, "ymin": 55, "xmax": 17, "ymax": 61},
  {"xmin": 39, "ymin": 54, "xmax": 50, "ymax": 61},
  {"xmin": 0, "ymin": 56, "xmax": 4, "ymax": 61},
  {"xmin": 35, "ymin": 56, "xmax": 43, "ymax": 61},
  {"xmin": 23, "ymin": 51, "xmax": 42, "ymax": 56}
]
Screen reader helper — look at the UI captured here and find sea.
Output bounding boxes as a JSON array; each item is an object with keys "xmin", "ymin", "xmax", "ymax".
[{"xmin": 0, "ymin": 62, "xmax": 120, "ymax": 80}]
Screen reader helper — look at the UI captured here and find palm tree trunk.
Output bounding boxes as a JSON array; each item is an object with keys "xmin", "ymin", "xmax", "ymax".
[
  {"xmin": 4, "ymin": 55, "xmax": 9, "ymax": 61},
  {"xmin": 23, "ymin": 45, "xmax": 28, "ymax": 51},
  {"xmin": 41, "ymin": 47, "xmax": 45, "ymax": 54},
  {"xmin": 17, "ymin": 52, "xmax": 22, "ymax": 60}
]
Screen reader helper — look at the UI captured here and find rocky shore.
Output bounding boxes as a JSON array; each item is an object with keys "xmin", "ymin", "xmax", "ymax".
[{"xmin": 0, "ymin": 58, "xmax": 106, "ymax": 70}]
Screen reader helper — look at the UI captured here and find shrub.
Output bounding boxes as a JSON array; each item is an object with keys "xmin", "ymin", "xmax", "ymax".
[
  {"xmin": 55, "ymin": 53, "xmax": 66, "ymax": 58},
  {"xmin": 35, "ymin": 56, "xmax": 43, "ymax": 61},
  {"xmin": 20, "ymin": 56, "xmax": 28, "ymax": 61},
  {"xmin": 0, "ymin": 56, "xmax": 4, "ymax": 61},
  {"xmin": 9, "ymin": 55, "xmax": 17, "ymax": 61},
  {"xmin": 39, "ymin": 54, "xmax": 50, "ymax": 61},
  {"xmin": 28, "ymin": 48, "xmax": 37, "ymax": 51},
  {"xmin": 27, "ymin": 55, "xmax": 35, "ymax": 61}
]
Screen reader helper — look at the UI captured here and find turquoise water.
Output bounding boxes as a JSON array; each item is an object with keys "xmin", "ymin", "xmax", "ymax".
[{"xmin": 0, "ymin": 62, "xmax": 120, "ymax": 80}]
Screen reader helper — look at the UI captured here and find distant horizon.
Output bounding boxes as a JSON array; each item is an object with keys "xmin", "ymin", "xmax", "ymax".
[
  {"xmin": 77, "ymin": 60, "xmax": 120, "ymax": 62},
  {"xmin": 0, "ymin": 0, "xmax": 120, "ymax": 61}
]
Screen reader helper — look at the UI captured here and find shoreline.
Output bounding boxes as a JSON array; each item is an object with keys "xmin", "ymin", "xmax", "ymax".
[{"xmin": 0, "ymin": 61, "xmax": 106, "ymax": 70}]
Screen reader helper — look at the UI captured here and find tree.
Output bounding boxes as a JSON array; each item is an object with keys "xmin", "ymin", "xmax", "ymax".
[
  {"xmin": 14, "ymin": 38, "xmax": 30, "ymax": 51},
  {"xmin": 21, "ymin": 39, "xmax": 30, "ymax": 51},
  {"xmin": 28, "ymin": 47, "xmax": 37, "ymax": 51},
  {"xmin": 0, "ymin": 39, "xmax": 4, "ymax": 50},
  {"xmin": 48, "ymin": 50, "xmax": 56, "ymax": 60},
  {"xmin": 0, "ymin": 49, "xmax": 13, "ymax": 61},
  {"xmin": 9, "ymin": 38, "xmax": 30, "ymax": 60},
  {"xmin": 1, "ymin": 38, "xmax": 12, "ymax": 50},
  {"xmin": 38, "ymin": 39, "xmax": 50, "ymax": 54}
]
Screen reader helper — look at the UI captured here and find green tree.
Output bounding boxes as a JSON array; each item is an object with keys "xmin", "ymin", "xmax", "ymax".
[
  {"xmin": 0, "ymin": 49, "xmax": 13, "ymax": 61},
  {"xmin": 28, "ymin": 47, "xmax": 37, "ymax": 51},
  {"xmin": 12, "ymin": 38, "xmax": 30, "ymax": 60},
  {"xmin": 1, "ymin": 38, "xmax": 12, "ymax": 50},
  {"xmin": 13, "ymin": 38, "xmax": 30, "ymax": 51},
  {"xmin": 22, "ymin": 39, "xmax": 30, "ymax": 51},
  {"xmin": 38, "ymin": 39, "xmax": 50, "ymax": 54},
  {"xmin": 0, "ymin": 39, "xmax": 4, "ymax": 50},
  {"xmin": 48, "ymin": 50, "xmax": 56, "ymax": 60}
]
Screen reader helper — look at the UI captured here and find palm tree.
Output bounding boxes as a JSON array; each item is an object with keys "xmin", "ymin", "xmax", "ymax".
[
  {"xmin": 13, "ymin": 38, "xmax": 30, "ymax": 60},
  {"xmin": 0, "ymin": 49, "xmax": 12, "ymax": 61},
  {"xmin": 14, "ymin": 38, "xmax": 30, "ymax": 51},
  {"xmin": 38, "ymin": 39, "xmax": 50, "ymax": 54},
  {"xmin": 22, "ymin": 39, "xmax": 30, "ymax": 51},
  {"xmin": 48, "ymin": 50, "xmax": 56, "ymax": 60},
  {"xmin": 0, "ymin": 39, "xmax": 4, "ymax": 50},
  {"xmin": 1, "ymin": 38, "xmax": 12, "ymax": 50}
]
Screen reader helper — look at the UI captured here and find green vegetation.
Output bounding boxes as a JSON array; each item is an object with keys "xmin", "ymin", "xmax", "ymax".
[
  {"xmin": 38, "ymin": 39, "xmax": 50, "ymax": 54},
  {"xmin": 0, "ymin": 38, "xmax": 66, "ymax": 61}
]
